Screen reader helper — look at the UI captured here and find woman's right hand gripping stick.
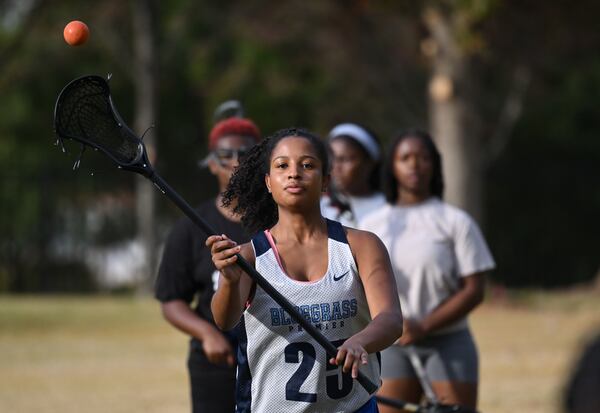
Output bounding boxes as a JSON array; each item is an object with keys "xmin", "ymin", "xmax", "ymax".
[{"xmin": 207, "ymin": 234, "xmax": 243, "ymax": 282}]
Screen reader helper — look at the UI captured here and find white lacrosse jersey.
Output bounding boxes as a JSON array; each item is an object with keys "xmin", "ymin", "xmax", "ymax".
[{"xmin": 235, "ymin": 219, "xmax": 380, "ymax": 413}]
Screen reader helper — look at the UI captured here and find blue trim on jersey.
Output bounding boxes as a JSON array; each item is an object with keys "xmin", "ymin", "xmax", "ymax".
[
  {"xmin": 354, "ymin": 397, "xmax": 379, "ymax": 413},
  {"xmin": 326, "ymin": 219, "xmax": 348, "ymax": 244},
  {"xmin": 251, "ymin": 231, "xmax": 271, "ymax": 257},
  {"xmin": 235, "ymin": 317, "xmax": 252, "ymax": 412}
]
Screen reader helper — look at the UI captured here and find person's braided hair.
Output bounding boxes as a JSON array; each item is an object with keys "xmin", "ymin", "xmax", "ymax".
[{"xmin": 222, "ymin": 127, "xmax": 329, "ymax": 234}]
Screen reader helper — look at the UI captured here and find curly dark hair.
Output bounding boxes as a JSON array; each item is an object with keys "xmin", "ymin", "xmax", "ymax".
[
  {"xmin": 382, "ymin": 129, "xmax": 444, "ymax": 203},
  {"xmin": 222, "ymin": 127, "xmax": 329, "ymax": 234}
]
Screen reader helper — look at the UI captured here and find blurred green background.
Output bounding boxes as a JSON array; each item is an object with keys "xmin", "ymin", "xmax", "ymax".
[{"xmin": 1, "ymin": 0, "xmax": 599, "ymax": 293}]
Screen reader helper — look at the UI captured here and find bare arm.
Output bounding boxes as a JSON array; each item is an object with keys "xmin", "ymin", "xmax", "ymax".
[
  {"xmin": 161, "ymin": 299, "xmax": 234, "ymax": 366},
  {"xmin": 348, "ymin": 228, "xmax": 404, "ymax": 352},
  {"xmin": 208, "ymin": 234, "xmax": 255, "ymax": 330},
  {"xmin": 332, "ymin": 229, "xmax": 403, "ymax": 378},
  {"xmin": 400, "ymin": 272, "xmax": 486, "ymax": 345}
]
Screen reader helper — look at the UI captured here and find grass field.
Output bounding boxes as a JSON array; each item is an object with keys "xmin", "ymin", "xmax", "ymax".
[{"xmin": 0, "ymin": 290, "xmax": 598, "ymax": 413}]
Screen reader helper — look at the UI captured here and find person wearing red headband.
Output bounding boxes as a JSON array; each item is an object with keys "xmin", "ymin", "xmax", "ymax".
[{"xmin": 155, "ymin": 115, "xmax": 261, "ymax": 413}]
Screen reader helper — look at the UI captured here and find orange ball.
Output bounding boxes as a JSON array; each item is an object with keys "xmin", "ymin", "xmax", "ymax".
[{"xmin": 63, "ymin": 20, "xmax": 89, "ymax": 46}]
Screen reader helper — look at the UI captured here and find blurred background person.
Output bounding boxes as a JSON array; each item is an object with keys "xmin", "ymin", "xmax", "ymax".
[
  {"xmin": 321, "ymin": 123, "xmax": 385, "ymax": 227},
  {"xmin": 154, "ymin": 114, "xmax": 261, "ymax": 413},
  {"xmin": 360, "ymin": 129, "xmax": 495, "ymax": 412},
  {"xmin": 564, "ymin": 331, "xmax": 600, "ymax": 413}
]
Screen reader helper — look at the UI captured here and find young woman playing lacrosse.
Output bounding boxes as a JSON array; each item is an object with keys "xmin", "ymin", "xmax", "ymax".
[
  {"xmin": 360, "ymin": 130, "xmax": 495, "ymax": 412},
  {"xmin": 155, "ymin": 116, "xmax": 261, "ymax": 413},
  {"xmin": 207, "ymin": 128, "xmax": 403, "ymax": 413}
]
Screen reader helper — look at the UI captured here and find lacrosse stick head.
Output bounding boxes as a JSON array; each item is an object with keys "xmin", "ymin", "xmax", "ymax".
[
  {"xmin": 212, "ymin": 99, "xmax": 244, "ymax": 122},
  {"xmin": 53, "ymin": 74, "xmax": 152, "ymax": 176}
]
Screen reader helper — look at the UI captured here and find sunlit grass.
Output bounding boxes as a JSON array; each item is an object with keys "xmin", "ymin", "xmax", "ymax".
[
  {"xmin": 0, "ymin": 295, "xmax": 189, "ymax": 413},
  {"xmin": 0, "ymin": 290, "xmax": 598, "ymax": 413},
  {"xmin": 473, "ymin": 288, "xmax": 600, "ymax": 413}
]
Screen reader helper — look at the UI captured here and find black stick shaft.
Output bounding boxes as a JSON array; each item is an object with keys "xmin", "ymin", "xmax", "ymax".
[
  {"xmin": 375, "ymin": 396, "xmax": 422, "ymax": 412},
  {"xmin": 150, "ymin": 172, "xmax": 378, "ymax": 394},
  {"xmin": 376, "ymin": 396, "xmax": 480, "ymax": 413}
]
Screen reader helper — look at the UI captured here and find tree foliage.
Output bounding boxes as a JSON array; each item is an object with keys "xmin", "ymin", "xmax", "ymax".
[{"xmin": 0, "ymin": 0, "xmax": 598, "ymax": 291}]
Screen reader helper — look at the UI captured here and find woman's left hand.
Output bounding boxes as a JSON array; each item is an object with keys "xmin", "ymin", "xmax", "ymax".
[
  {"xmin": 397, "ymin": 319, "xmax": 426, "ymax": 345},
  {"xmin": 329, "ymin": 338, "xmax": 369, "ymax": 378}
]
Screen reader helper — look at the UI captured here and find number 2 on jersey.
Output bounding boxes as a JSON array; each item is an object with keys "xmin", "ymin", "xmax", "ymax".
[{"xmin": 284, "ymin": 339, "xmax": 353, "ymax": 403}]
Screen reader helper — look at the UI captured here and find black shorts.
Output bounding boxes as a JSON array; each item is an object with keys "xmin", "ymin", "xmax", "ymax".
[{"xmin": 187, "ymin": 346, "xmax": 237, "ymax": 413}]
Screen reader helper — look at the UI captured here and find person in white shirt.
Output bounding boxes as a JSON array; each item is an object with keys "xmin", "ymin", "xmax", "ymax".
[
  {"xmin": 321, "ymin": 123, "xmax": 386, "ymax": 227},
  {"xmin": 360, "ymin": 129, "xmax": 495, "ymax": 412}
]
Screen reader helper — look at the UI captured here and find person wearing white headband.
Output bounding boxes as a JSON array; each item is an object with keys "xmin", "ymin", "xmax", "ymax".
[{"xmin": 320, "ymin": 122, "xmax": 386, "ymax": 227}]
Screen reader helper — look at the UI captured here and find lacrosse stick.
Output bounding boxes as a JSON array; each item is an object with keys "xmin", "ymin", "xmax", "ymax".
[
  {"xmin": 53, "ymin": 74, "xmax": 378, "ymax": 395},
  {"xmin": 213, "ymin": 99, "xmax": 244, "ymax": 122},
  {"xmin": 407, "ymin": 346, "xmax": 440, "ymax": 405},
  {"xmin": 375, "ymin": 395, "xmax": 423, "ymax": 412},
  {"xmin": 376, "ymin": 395, "xmax": 476, "ymax": 413},
  {"xmin": 377, "ymin": 346, "xmax": 479, "ymax": 413}
]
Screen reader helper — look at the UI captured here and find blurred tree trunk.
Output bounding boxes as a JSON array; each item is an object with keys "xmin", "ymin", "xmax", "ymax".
[
  {"xmin": 423, "ymin": 5, "xmax": 484, "ymax": 221},
  {"xmin": 132, "ymin": 0, "xmax": 158, "ymax": 293},
  {"xmin": 422, "ymin": 4, "xmax": 530, "ymax": 223}
]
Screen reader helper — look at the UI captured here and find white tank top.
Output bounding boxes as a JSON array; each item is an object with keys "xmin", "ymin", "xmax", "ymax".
[{"xmin": 236, "ymin": 219, "xmax": 380, "ymax": 413}]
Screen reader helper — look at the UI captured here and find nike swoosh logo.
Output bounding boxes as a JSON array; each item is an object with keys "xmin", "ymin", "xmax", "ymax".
[{"xmin": 333, "ymin": 271, "xmax": 350, "ymax": 281}]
